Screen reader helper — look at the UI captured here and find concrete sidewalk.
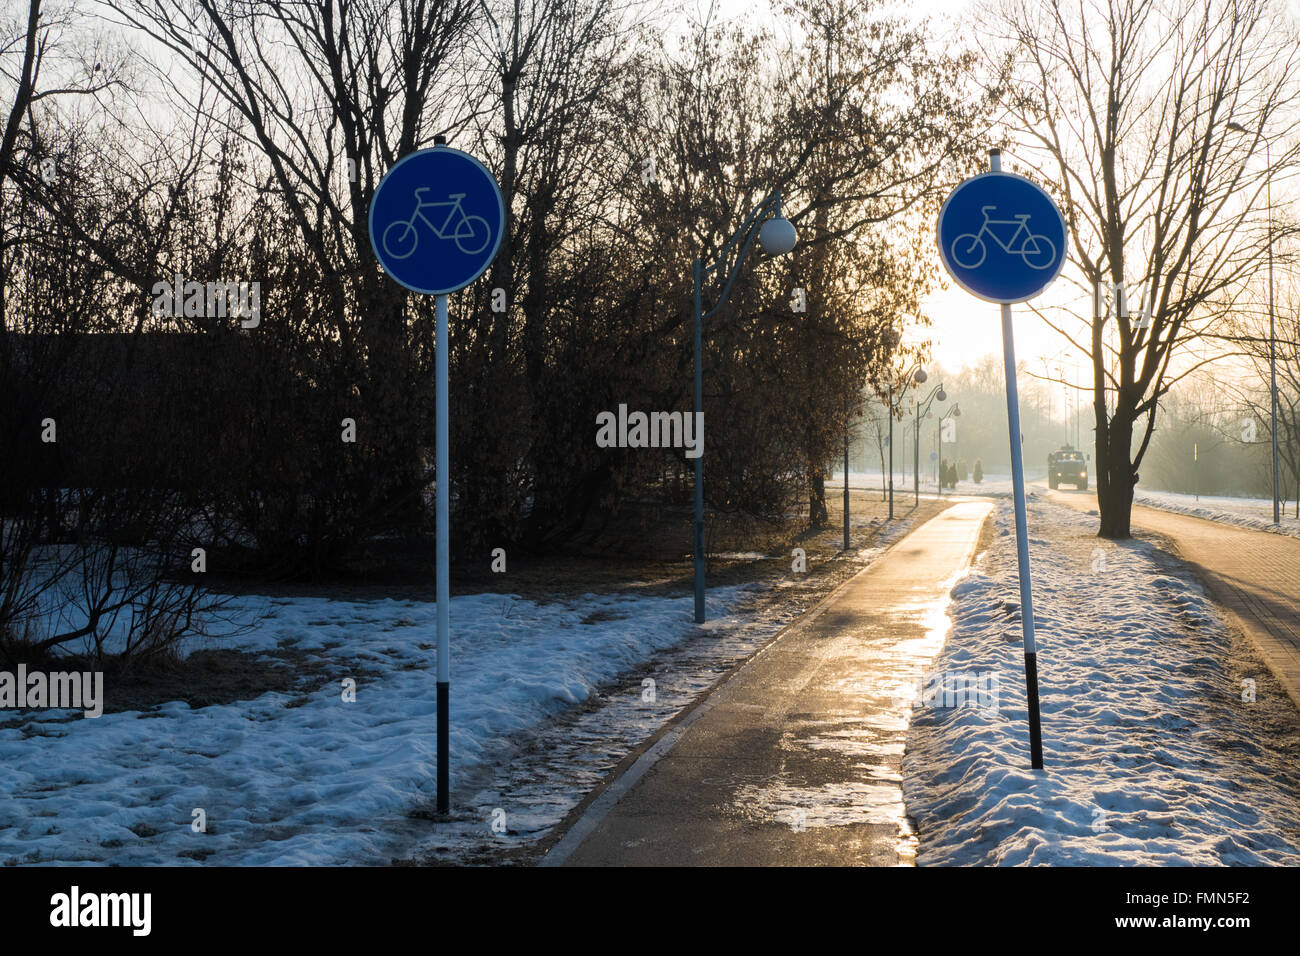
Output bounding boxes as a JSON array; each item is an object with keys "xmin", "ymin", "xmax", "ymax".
[
  {"xmin": 542, "ymin": 500, "xmax": 992, "ymax": 867},
  {"xmin": 1048, "ymin": 489, "xmax": 1300, "ymax": 712}
]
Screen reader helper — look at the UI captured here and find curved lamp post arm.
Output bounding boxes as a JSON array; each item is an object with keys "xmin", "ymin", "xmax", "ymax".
[
  {"xmin": 890, "ymin": 361, "xmax": 926, "ymax": 412},
  {"xmin": 917, "ymin": 382, "xmax": 947, "ymax": 418},
  {"xmin": 700, "ymin": 191, "xmax": 785, "ymax": 322}
]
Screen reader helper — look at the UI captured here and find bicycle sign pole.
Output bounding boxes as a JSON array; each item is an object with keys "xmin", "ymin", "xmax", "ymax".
[
  {"xmin": 936, "ymin": 148, "xmax": 1068, "ymax": 771},
  {"xmin": 369, "ymin": 137, "xmax": 505, "ymax": 813}
]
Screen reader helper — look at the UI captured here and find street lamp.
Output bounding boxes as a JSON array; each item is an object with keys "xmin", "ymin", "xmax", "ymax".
[
  {"xmin": 887, "ymin": 363, "xmax": 927, "ymax": 519},
  {"xmin": 915, "ymin": 383, "xmax": 946, "ymax": 503},
  {"xmin": 1228, "ymin": 119, "xmax": 1280, "ymax": 524},
  {"xmin": 692, "ymin": 192, "xmax": 797, "ymax": 623}
]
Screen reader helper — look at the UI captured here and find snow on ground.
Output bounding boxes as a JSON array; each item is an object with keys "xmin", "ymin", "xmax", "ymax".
[
  {"xmin": 1134, "ymin": 487, "xmax": 1300, "ymax": 539},
  {"xmin": 0, "ymin": 516, "xmax": 923, "ymax": 866},
  {"xmin": 903, "ymin": 494, "xmax": 1300, "ymax": 865},
  {"xmin": 829, "ymin": 469, "xmax": 1034, "ymax": 499},
  {"xmin": 0, "ymin": 588, "xmax": 745, "ymax": 865}
]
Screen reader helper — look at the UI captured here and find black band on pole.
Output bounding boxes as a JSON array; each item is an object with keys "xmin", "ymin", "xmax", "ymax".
[
  {"xmin": 1024, "ymin": 652, "xmax": 1043, "ymax": 770},
  {"xmin": 437, "ymin": 680, "xmax": 450, "ymax": 812}
]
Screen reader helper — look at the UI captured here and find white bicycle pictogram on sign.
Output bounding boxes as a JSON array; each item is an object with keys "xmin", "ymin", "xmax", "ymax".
[
  {"xmin": 381, "ymin": 187, "xmax": 492, "ymax": 260},
  {"xmin": 950, "ymin": 205, "xmax": 1057, "ymax": 270}
]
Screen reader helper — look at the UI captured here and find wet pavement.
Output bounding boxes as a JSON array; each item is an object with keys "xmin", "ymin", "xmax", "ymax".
[{"xmin": 544, "ymin": 500, "xmax": 993, "ymax": 866}]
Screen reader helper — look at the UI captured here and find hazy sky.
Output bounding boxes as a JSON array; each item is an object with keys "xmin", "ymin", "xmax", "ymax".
[{"xmin": 699, "ymin": 0, "xmax": 1086, "ymax": 376}]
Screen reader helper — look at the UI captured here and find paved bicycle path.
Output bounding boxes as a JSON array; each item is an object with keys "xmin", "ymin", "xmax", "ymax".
[
  {"xmin": 542, "ymin": 500, "xmax": 992, "ymax": 867},
  {"xmin": 1047, "ymin": 487, "xmax": 1300, "ymax": 712}
]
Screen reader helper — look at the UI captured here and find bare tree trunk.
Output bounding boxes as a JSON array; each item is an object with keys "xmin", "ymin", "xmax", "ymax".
[
  {"xmin": 809, "ymin": 470, "xmax": 829, "ymax": 527},
  {"xmin": 1098, "ymin": 410, "xmax": 1136, "ymax": 538}
]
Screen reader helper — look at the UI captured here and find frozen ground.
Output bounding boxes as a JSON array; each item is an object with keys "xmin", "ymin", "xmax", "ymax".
[
  {"xmin": 1134, "ymin": 487, "xmax": 1300, "ymax": 539},
  {"xmin": 829, "ymin": 469, "xmax": 1030, "ymax": 498},
  {"xmin": 0, "ymin": 517, "xmax": 921, "ymax": 866},
  {"xmin": 903, "ymin": 494, "xmax": 1300, "ymax": 865}
]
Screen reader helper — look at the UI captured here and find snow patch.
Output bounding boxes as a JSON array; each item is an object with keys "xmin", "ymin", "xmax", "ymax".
[{"xmin": 903, "ymin": 498, "xmax": 1300, "ymax": 865}]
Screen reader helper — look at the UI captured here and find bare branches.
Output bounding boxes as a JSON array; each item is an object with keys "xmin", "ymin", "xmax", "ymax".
[{"xmin": 983, "ymin": 0, "xmax": 1300, "ymax": 536}]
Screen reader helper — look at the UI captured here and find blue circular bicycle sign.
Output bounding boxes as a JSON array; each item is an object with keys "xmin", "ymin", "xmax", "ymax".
[
  {"xmin": 936, "ymin": 171, "xmax": 1068, "ymax": 304},
  {"xmin": 368, "ymin": 145, "xmax": 505, "ymax": 295}
]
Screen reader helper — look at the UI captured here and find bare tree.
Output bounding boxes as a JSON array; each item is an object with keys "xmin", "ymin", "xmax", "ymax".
[
  {"xmin": 1, "ymin": 0, "xmax": 122, "ymax": 334},
  {"xmin": 448, "ymin": 0, "xmax": 639, "ymax": 544},
  {"xmin": 986, "ymin": 0, "xmax": 1300, "ymax": 537},
  {"xmin": 614, "ymin": 0, "xmax": 989, "ymax": 528},
  {"xmin": 859, "ymin": 393, "xmax": 891, "ymax": 500},
  {"xmin": 104, "ymin": 0, "xmax": 479, "ymax": 542},
  {"xmin": 1223, "ymin": 287, "xmax": 1300, "ymax": 514}
]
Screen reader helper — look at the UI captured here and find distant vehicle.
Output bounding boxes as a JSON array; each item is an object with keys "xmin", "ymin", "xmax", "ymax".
[{"xmin": 1048, "ymin": 446, "xmax": 1088, "ymax": 490}]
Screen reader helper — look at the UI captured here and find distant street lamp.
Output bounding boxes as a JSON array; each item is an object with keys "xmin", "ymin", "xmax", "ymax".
[
  {"xmin": 692, "ymin": 192, "xmax": 797, "ymax": 623},
  {"xmin": 1228, "ymin": 119, "xmax": 1279, "ymax": 524},
  {"xmin": 915, "ymin": 382, "xmax": 947, "ymax": 503},
  {"xmin": 888, "ymin": 364, "xmax": 927, "ymax": 519}
]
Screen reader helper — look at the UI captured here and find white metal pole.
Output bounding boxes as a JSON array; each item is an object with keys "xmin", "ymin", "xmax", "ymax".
[
  {"xmin": 436, "ymin": 292, "xmax": 450, "ymax": 812},
  {"xmin": 989, "ymin": 148, "xmax": 1044, "ymax": 770}
]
